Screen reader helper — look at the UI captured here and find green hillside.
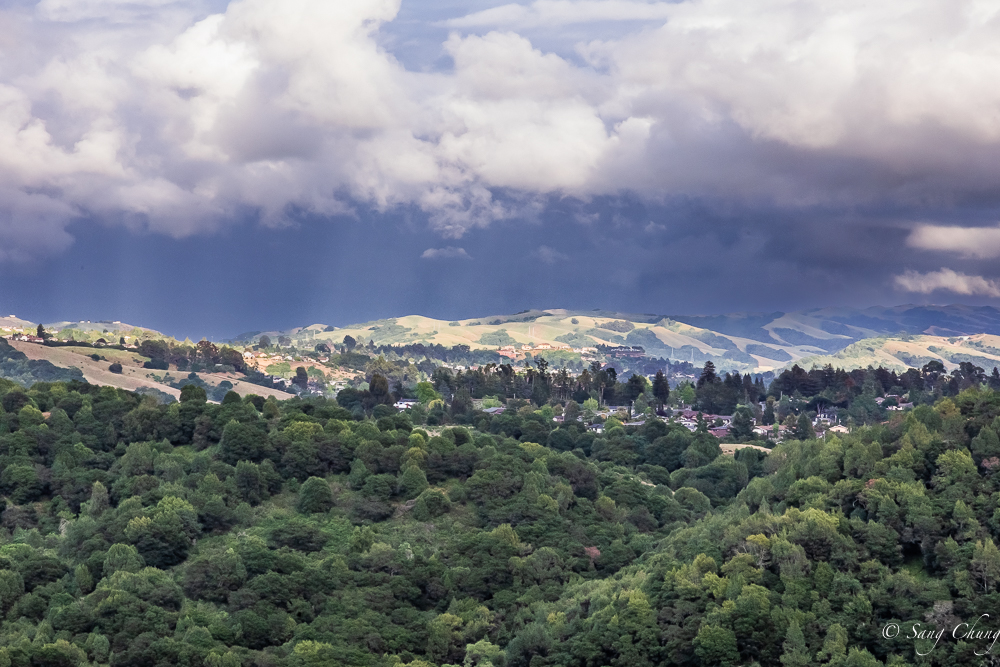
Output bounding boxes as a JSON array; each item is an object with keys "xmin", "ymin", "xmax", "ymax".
[{"xmin": 1, "ymin": 369, "xmax": 1000, "ymax": 664}]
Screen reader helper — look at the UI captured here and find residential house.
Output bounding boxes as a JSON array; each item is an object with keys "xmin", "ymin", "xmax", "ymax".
[
  {"xmin": 607, "ymin": 346, "xmax": 645, "ymax": 358},
  {"xmin": 814, "ymin": 411, "xmax": 837, "ymax": 425}
]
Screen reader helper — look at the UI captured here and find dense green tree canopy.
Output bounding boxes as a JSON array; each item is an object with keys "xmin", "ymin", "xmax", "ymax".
[{"xmin": 0, "ymin": 366, "xmax": 995, "ymax": 667}]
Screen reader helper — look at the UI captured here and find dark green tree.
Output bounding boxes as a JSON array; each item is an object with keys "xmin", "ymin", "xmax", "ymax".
[
  {"xmin": 652, "ymin": 370, "xmax": 670, "ymax": 411},
  {"xmin": 370, "ymin": 372, "xmax": 391, "ymax": 405},
  {"xmin": 730, "ymin": 406, "xmax": 755, "ymax": 440},
  {"xmin": 180, "ymin": 384, "xmax": 207, "ymax": 403},
  {"xmin": 220, "ymin": 421, "xmax": 270, "ymax": 464},
  {"xmin": 297, "ymin": 477, "xmax": 334, "ymax": 513},
  {"xmin": 697, "ymin": 361, "xmax": 718, "ymax": 388},
  {"xmin": 793, "ymin": 413, "xmax": 815, "ymax": 440},
  {"xmin": 235, "ymin": 461, "xmax": 266, "ymax": 505},
  {"xmin": 293, "ymin": 366, "xmax": 309, "ymax": 390},
  {"xmin": 625, "ymin": 374, "xmax": 647, "ymax": 405},
  {"xmin": 762, "ymin": 397, "xmax": 776, "ymax": 425}
]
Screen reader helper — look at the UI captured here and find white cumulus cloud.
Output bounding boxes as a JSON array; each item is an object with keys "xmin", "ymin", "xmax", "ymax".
[
  {"xmin": 535, "ymin": 245, "xmax": 569, "ymax": 263},
  {"xmin": 421, "ymin": 246, "xmax": 472, "ymax": 259},
  {"xmin": 3, "ymin": 0, "xmax": 1000, "ymax": 260},
  {"xmin": 894, "ymin": 268, "xmax": 1000, "ymax": 298},
  {"xmin": 444, "ymin": 1, "xmax": 677, "ymax": 29},
  {"xmin": 907, "ymin": 223, "xmax": 1000, "ymax": 259}
]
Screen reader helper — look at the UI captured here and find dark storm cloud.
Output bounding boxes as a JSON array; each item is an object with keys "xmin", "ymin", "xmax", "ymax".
[
  {"xmin": 2, "ymin": 0, "xmax": 1000, "ymax": 324},
  {"xmin": 0, "ymin": 196, "xmax": 996, "ymax": 340}
]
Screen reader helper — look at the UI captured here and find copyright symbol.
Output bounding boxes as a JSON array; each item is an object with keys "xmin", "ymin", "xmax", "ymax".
[{"xmin": 882, "ymin": 623, "xmax": 900, "ymax": 639}]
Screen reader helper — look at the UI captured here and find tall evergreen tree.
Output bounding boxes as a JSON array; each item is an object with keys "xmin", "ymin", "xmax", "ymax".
[
  {"xmin": 763, "ymin": 397, "xmax": 776, "ymax": 425},
  {"xmin": 652, "ymin": 370, "xmax": 670, "ymax": 412},
  {"xmin": 730, "ymin": 407, "xmax": 755, "ymax": 440}
]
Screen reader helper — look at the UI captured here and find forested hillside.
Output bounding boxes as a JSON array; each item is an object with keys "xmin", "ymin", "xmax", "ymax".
[{"xmin": 0, "ymin": 375, "xmax": 999, "ymax": 665}]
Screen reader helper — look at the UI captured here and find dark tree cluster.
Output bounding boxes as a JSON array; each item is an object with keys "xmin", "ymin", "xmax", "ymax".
[{"xmin": 137, "ymin": 338, "xmax": 247, "ymax": 374}]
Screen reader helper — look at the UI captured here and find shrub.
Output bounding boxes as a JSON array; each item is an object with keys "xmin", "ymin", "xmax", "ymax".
[
  {"xmin": 413, "ymin": 489, "xmax": 451, "ymax": 521},
  {"xmin": 397, "ymin": 466, "xmax": 429, "ymax": 500},
  {"xmin": 108, "ymin": 363, "xmax": 123, "ymax": 374}
]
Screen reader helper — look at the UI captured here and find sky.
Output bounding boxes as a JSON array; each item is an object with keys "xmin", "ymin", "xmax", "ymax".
[{"xmin": 3, "ymin": 0, "xmax": 1000, "ymax": 339}]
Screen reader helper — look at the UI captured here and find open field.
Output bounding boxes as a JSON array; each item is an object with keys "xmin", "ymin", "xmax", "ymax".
[
  {"xmin": 11, "ymin": 341, "xmax": 181, "ymax": 398},
  {"xmin": 54, "ymin": 345, "xmax": 151, "ymax": 364},
  {"xmin": 193, "ymin": 371, "xmax": 295, "ymax": 400},
  {"xmin": 795, "ymin": 333, "xmax": 1000, "ymax": 373},
  {"xmin": 9, "ymin": 341, "xmax": 294, "ymax": 401},
  {"xmin": 720, "ymin": 443, "xmax": 772, "ymax": 455}
]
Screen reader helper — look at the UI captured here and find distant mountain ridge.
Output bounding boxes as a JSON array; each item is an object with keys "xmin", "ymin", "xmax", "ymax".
[{"xmin": 671, "ymin": 304, "xmax": 1000, "ymax": 346}]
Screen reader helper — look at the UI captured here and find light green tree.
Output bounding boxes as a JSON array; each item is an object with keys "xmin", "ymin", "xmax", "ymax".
[
  {"xmin": 779, "ymin": 620, "xmax": 811, "ymax": 667},
  {"xmin": 971, "ymin": 538, "xmax": 1000, "ymax": 593}
]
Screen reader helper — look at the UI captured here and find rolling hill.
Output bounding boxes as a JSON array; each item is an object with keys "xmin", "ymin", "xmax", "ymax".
[
  {"xmin": 7, "ymin": 305, "xmax": 1000, "ymax": 395},
  {"xmin": 243, "ymin": 304, "xmax": 1000, "ymax": 373}
]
